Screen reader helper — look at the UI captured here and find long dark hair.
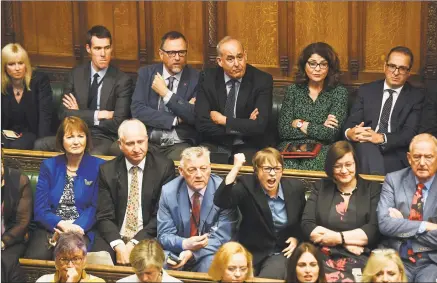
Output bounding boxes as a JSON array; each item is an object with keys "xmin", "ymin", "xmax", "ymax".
[{"xmin": 287, "ymin": 242, "xmax": 327, "ymax": 283}]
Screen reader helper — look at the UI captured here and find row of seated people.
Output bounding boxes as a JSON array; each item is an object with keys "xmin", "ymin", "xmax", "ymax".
[
  {"xmin": 2, "ymin": 116, "xmax": 437, "ymax": 282},
  {"xmin": 2, "ymin": 25, "xmax": 437, "ymax": 175}
]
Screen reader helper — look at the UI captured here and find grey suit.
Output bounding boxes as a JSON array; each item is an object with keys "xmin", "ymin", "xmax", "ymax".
[{"xmin": 377, "ymin": 167, "xmax": 437, "ymax": 282}]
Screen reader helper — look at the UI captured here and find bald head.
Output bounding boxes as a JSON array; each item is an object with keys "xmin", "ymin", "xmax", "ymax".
[
  {"xmin": 118, "ymin": 119, "xmax": 148, "ymax": 165},
  {"xmin": 216, "ymin": 36, "xmax": 247, "ymax": 80},
  {"xmin": 409, "ymin": 133, "xmax": 437, "ymax": 153},
  {"xmin": 407, "ymin": 133, "xmax": 437, "ymax": 183},
  {"xmin": 118, "ymin": 119, "xmax": 147, "ymax": 142}
]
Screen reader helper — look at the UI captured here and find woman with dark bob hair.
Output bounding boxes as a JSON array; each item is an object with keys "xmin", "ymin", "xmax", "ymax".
[
  {"xmin": 25, "ymin": 116, "xmax": 105, "ymax": 260},
  {"xmin": 277, "ymin": 42, "xmax": 348, "ymax": 170},
  {"xmin": 287, "ymin": 242, "xmax": 326, "ymax": 283},
  {"xmin": 301, "ymin": 141, "xmax": 381, "ymax": 282}
]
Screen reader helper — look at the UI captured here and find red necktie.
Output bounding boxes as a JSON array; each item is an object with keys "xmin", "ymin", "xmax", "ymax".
[{"xmin": 190, "ymin": 192, "xmax": 201, "ymax": 237}]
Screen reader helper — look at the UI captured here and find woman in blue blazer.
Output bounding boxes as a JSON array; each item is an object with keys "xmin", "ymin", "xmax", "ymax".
[{"xmin": 25, "ymin": 117, "xmax": 105, "ymax": 260}]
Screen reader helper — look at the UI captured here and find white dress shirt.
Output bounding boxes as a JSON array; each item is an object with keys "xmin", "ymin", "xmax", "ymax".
[{"xmin": 90, "ymin": 62, "xmax": 108, "ymax": 125}]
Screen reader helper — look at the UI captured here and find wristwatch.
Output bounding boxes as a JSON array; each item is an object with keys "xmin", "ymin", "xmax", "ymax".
[{"xmin": 296, "ymin": 120, "xmax": 304, "ymax": 128}]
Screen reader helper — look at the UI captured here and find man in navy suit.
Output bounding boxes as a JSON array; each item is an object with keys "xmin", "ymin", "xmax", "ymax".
[
  {"xmin": 377, "ymin": 133, "xmax": 437, "ymax": 282},
  {"xmin": 131, "ymin": 31, "xmax": 199, "ymax": 160},
  {"xmin": 157, "ymin": 146, "xmax": 238, "ymax": 272},
  {"xmin": 344, "ymin": 46, "xmax": 424, "ymax": 174}
]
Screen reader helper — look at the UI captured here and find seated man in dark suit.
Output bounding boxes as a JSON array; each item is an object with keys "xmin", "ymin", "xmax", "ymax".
[
  {"xmin": 92, "ymin": 119, "xmax": 175, "ymax": 264},
  {"xmin": 195, "ymin": 36, "xmax": 273, "ymax": 164},
  {"xmin": 420, "ymin": 88, "xmax": 437, "ymax": 137},
  {"xmin": 131, "ymin": 31, "xmax": 199, "ymax": 160},
  {"xmin": 35, "ymin": 25, "xmax": 133, "ymax": 155},
  {"xmin": 344, "ymin": 46, "xmax": 424, "ymax": 174},
  {"xmin": 377, "ymin": 133, "xmax": 437, "ymax": 282}
]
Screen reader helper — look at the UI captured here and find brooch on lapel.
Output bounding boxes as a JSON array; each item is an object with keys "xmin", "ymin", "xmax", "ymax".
[{"xmin": 84, "ymin": 179, "xmax": 93, "ymax": 186}]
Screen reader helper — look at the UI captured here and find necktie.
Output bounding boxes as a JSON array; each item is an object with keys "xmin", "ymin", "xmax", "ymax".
[
  {"xmin": 224, "ymin": 80, "xmax": 237, "ymax": 119},
  {"xmin": 88, "ymin": 73, "xmax": 100, "ymax": 110},
  {"xmin": 400, "ymin": 183, "xmax": 424, "ymax": 263},
  {"xmin": 377, "ymin": 89, "xmax": 395, "ymax": 134},
  {"xmin": 158, "ymin": 76, "xmax": 175, "ymax": 112},
  {"xmin": 190, "ymin": 192, "xmax": 201, "ymax": 237},
  {"xmin": 124, "ymin": 166, "xmax": 140, "ymax": 240}
]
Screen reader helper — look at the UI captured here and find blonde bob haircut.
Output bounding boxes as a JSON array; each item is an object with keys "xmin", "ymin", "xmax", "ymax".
[
  {"xmin": 252, "ymin": 147, "xmax": 284, "ymax": 172},
  {"xmin": 362, "ymin": 249, "xmax": 408, "ymax": 283},
  {"xmin": 1, "ymin": 43, "xmax": 32, "ymax": 94},
  {"xmin": 130, "ymin": 239, "xmax": 165, "ymax": 274},
  {"xmin": 208, "ymin": 242, "xmax": 254, "ymax": 282}
]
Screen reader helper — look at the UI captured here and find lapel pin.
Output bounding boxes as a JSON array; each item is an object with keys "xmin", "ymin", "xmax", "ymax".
[{"xmin": 84, "ymin": 179, "xmax": 93, "ymax": 186}]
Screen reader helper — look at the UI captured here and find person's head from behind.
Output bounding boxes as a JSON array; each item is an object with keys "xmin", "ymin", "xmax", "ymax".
[
  {"xmin": 208, "ymin": 242, "xmax": 253, "ymax": 283},
  {"xmin": 216, "ymin": 36, "xmax": 247, "ymax": 80},
  {"xmin": 287, "ymin": 243, "xmax": 326, "ymax": 283},
  {"xmin": 130, "ymin": 239, "xmax": 165, "ymax": 283},
  {"xmin": 159, "ymin": 31, "xmax": 188, "ymax": 76},
  {"xmin": 297, "ymin": 42, "xmax": 340, "ymax": 89},
  {"xmin": 325, "ymin": 141, "xmax": 359, "ymax": 187},
  {"xmin": 384, "ymin": 46, "xmax": 413, "ymax": 89},
  {"xmin": 179, "ymin": 146, "xmax": 211, "ymax": 192},
  {"xmin": 86, "ymin": 25, "xmax": 112, "ymax": 71},
  {"xmin": 1, "ymin": 43, "xmax": 32, "ymax": 93},
  {"xmin": 118, "ymin": 119, "xmax": 148, "ymax": 165},
  {"xmin": 54, "ymin": 232, "xmax": 87, "ymax": 282},
  {"xmin": 56, "ymin": 116, "xmax": 92, "ymax": 155},
  {"xmin": 252, "ymin": 147, "xmax": 284, "ymax": 195},
  {"xmin": 362, "ymin": 249, "xmax": 407, "ymax": 283},
  {"xmin": 407, "ymin": 133, "xmax": 437, "ymax": 184}
]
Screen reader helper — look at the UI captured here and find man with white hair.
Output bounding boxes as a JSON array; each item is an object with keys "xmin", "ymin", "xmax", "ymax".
[
  {"xmin": 157, "ymin": 146, "xmax": 238, "ymax": 272},
  {"xmin": 93, "ymin": 119, "xmax": 175, "ymax": 265}
]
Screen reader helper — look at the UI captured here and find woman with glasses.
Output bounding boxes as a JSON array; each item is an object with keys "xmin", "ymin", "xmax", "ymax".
[
  {"xmin": 208, "ymin": 242, "xmax": 254, "ymax": 283},
  {"xmin": 277, "ymin": 42, "xmax": 348, "ymax": 171},
  {"xmin": 36, "ymin": 232, "xmax": 105, "ymax": 282},
  {"xmin": 117, "ymin": 239, "xmax": 181, "ymax": 283},
  {"xmin": 214, "ymin": 147, "xmax": 306, "ymax": 280},
  {"xmin": 362, "ymin": 249, "xmax": 407, "ymax": 283},
  {"xmin": 287, "ymin": 242, "xmax": 327, "ymax": 283},
  {"xmin": 301, "ymin": 141, "xmax": 381, "ymax": 282}
]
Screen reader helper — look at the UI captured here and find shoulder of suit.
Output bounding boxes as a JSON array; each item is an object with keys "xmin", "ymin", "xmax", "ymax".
[
  {"xmin": 138, "ymin": 63, "xmax": 162, "ymax": 75},
  {"xmin": 162, "ymin": 175, "xmax": 184, "ymax": 192},
  {"xmin": 385, "ymin": 167, "xmax": 411, "ymax": 183},
  {"xmin": 247, "ymin": 64, "xmax": 273, "ymax": 80},
  {"xmin": 282, "ymin": 177, "xmax": 306, "ymax": 192},
  {"xmin": 147, "ymin": 150, "xmax": 174, "ymax": 166}
]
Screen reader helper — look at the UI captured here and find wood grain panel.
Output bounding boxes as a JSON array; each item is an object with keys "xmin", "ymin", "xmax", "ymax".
[
  {"xmin": 20, "ymin": 2, "xmax": 38, "ymax": 53},
  {"xmin": 364, "ymin": 1, "xmax": 422, "ymax": 73},
  {"xmin": 151, "ymin": 1, "xmax": 204, "ymax": 64},
  {"xmin": 226, "ymin": 1, "xmax": 279, "ymax": 67},
  {"xmin": 293, "ymin": 2, "xmax": 349, "ymax": 70}
]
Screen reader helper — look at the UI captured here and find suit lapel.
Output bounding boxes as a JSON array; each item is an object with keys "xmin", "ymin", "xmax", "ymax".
[
  {"xmin": 355, "ymin": 178, "xmax": 367, "ymax": 226},
  {"xmin": 390, "ymin": 84, "xmax": 409, "ymax": 132},
  {"xmin": 117, "ymin": 158, "xmax": 129, "ymax": 228},
  {"xmin": 176, "ymin": 66, "xmax": 190, "ymax": 98},
  {"xmin": 141, "ymin": 156, "xmax": 155, "ymax": 221},
  {"xmin": 235, "ymin": 67, "xmax": 252, "ymax": 117},
  {"xmin": 317, "ymin": 180, "xmax": 336, "ymax": 225},
  {"xmin": 199, "ymin": 179, "xmax": 215, "ymax": 234},
  {"xmin": 282, "ymin": 180, "xmax": 296, "ymax": 225},
  {"xmin": 215, "ymin": 68, "xmax": 227, "ymax": 112},
  {"xmin": 98, "ymin": 65, "xmax": 115, "ymax": 110},
  {"xmin": 401, "ymin": 170, "xmax": 417, "ymax": 216},
  {"xmin": 371, "ymin": 81, "xmax": 384, "ymax": 129},
  {"xmin": 424, "ymin": 177, "xmax": 437, "ymax": 220},
  {"xmin": 78, "ymin": 63, "xmax": 91, "ymax": 108},
  {"xmin": 251, "ymin": 179, "xmax": 275, "ymax": 234},
  {"xmin": 178, "ymin": 183, "xmax": 191, "ymax": 238}
]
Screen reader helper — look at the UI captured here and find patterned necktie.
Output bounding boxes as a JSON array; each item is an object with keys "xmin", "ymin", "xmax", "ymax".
[
  {"xmin": 190, "ymin": 192, "xmax": 201, "ymax": 237},
  {"xmin": 125, "ymin": 166, "xmax": 139, "ymax": 240},
  {"xmin": 158, "ymin": 76, "xmax": 175, "ymax": 112},
  {"xmin": 377, "ymin": 89, "xmax": 395, "ymax": 134},
  {"xmin": 88, "ymin": 73, "xmax": 100, "ymax": 109},
  {"xmin": 400, "ymin": 183, "xmax": 424, "ymax": 262},
  {"xmin": 224, "ymin": 80, "xmax": 237, "ymax": 119}
]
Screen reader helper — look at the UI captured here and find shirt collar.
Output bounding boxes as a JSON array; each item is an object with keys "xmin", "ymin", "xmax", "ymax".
[
  {"xmin": 187, "ymin": 185, "xmax": 207, "ymax": 199},
  {"xmin": 263, "ymin": 183, "xmax": 284, "ymax": 200},
  {"xmin": 125, "ymin": 157, "xmax": 146, "ymax": 172},
  {"xmin": 224, "ymin": 73, "xmax": 242, "ymax": 85},
  {"xmin": 383, "ymin": 80, "xmax": 404, "ymax": 94},
  {"xmin": 162, "ymin": 65, "xmax": 183, "ymax": 81},
  {"xmin": 90, "ymin": 62, "xmax": 108, "ymax": 80},
  {"xmin": 415, "ymin": 174, "xmax": 436, "ymax": 192}
]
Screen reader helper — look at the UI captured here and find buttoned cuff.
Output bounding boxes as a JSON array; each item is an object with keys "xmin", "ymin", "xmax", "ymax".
[
  {"xmin": 417, "ymin": 221, "xmax": 427, "ymax": 235},
  {"xmin": 382, "ymin": 133, "xmax": 387, "ymax": 144},
  {"xmin": 163, "ymin": 90, "xmax": 173, "ymax": 104},
  {"xmin": 173, "ymin": 117, "xmax": 178, "ymax": 126},
  {"xmin": 345, "ymin": 128, "xmax": 351, "ymax": 140},
  {"xmin": 130, "ymin": 239, "xmax": 139, "ymax": 245},
  {"xmin": 110, "ymin": 239, "xmax": 124, "ymax": 250},
  {"xmin": 94, "ymin": 111, "xmax": 100, "ymax": 126}
]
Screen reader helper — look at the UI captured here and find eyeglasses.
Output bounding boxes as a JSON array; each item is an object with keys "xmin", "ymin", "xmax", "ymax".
[
  {"xmin": 160, "ymin": 49, "xmax": 187, "ymax": 58},
  {"xmin": 260, "ymin": 166, "xmax": 283, "ymax": 173},
  {"xmin": 333, "ymin": 162, "xmax": 355, "ymax": 172},
  {"xmin": 411, "ymin": 154, "xmax": 435, "ymax": 164},
  {"xmin": 58, "ymin": 257, "xmax": 83, "ymax": 265},
  {"xmin": 185, "ymin": 166, "xmax": 210, "ymax": 175},
  {"xmin": 227, "ymin": 266, "xmax": 249, "ymax": 273},
  {"xmin": 307, "ymin": 61, "xmax": 329, "ymax": 70},
  {"xmin": 386, "ymin": 63, "xmax": 410, "ymax": 75}
]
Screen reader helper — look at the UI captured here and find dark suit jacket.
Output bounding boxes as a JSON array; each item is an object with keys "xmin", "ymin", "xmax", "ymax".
[
  {"xmin": 344, "ymin": 80, "xmax": 424, "ymax": 163},
  {"xmin": 301, "ymin": 177, "xmax": 381, "ymax": 248},
  {"xmin": 131, "ymin": 64, "xmax": 199, "ymax": 144},
  {"xmin": 195, "ymin": 64, "xmax": 273, "ymax": 148},
  {"xmin": 419, "ymin": 90, "xmax": 437, "ymax": 137},
  {"xmin": 1, "ymin": 167, "xmax": 33, "ymax": 248},
  {"xmin": 214, "ymin": 174, "xmax": 306, "ymax": 265},
  {"xmin": 96, "ymin": 151, "xmax": 175, "ymax": 244},
  {"xmin": 1, "ymin": 71, "xmax": 53, "ymax": 137},
  {"xmin": 60, "ymin": 62, "xmax": 133, "ymax": 137}
]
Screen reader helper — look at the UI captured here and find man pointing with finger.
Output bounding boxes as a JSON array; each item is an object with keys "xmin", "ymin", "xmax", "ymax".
[{"xmin": 157, "ymin": 146, "xmax": 238, "ymax": 272}]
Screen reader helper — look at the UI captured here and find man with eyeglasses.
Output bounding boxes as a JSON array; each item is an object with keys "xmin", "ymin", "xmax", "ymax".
[
  {"xmin": 131, "ymin": 31, "xmax": 199, "ymax": 161},
  {"xmin": 157, "ymin": 146, "xmax": 238, "ymax": 272},
  {"xmin": 377, "ymin": 133, "xmax": 437, "ymax": 282},
  {"xmin": 344, "ymin": 46, "xmax": 424, "ymax": 175},
  {"xmin": 195, "ymin": 36, "xmax": 273, "ymax": 164}
]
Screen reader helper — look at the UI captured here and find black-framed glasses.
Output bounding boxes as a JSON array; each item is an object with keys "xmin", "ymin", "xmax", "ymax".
[
  {"xmin": 260, "ymin": 166, "xmax": 283, "ymax": 173},
  {"xmin": 386, "ymin": 63, "xmax": 410, "ymax": 74},
  {"xmin": 307, "ymin": 61, "xmax": 329, "ymax": 70},
  {"xmin": 160, "ymin": 49, "xmax": 187, "ymax": 57},
  {"xmin": 58, "ymin": 257, "xmax": 83, "ymax": 265}
]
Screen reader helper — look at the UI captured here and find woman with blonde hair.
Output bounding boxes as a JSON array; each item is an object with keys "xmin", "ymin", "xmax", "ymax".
[
  {"xmin": 362, "ymin": 249, "xmax": 407, "ymax": 283},
  {"xmin": 208, "ymin": 242, "xmax": 254, "ymax": 283},
  {"xmin": 1, "ymin": 43, "xmax": 53, "ymax": 149}
]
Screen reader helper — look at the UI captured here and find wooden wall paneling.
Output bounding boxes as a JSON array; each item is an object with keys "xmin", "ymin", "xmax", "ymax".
[
  {"xmin": 204, "ymin": 1, "xmax": 218, "ymax": 67},
  {"xmin": 150, "ymin": 1, "xmax": 204, "ymax": 68},
  {"xmin": 1, "ymin": 1, "xmax": 17, "ymax": 46},
  {"xmin": 138, "ymin": 1, "xmax": 148, "ymax": 65},
  {"xmin": 348, "ymin": 1, "xmax": 364, "ymax": 80},
  {"xmin": 286, "ymin": 1, "xmax": 296, "ymax": 79},
  {"xmin": 72, "ymin": 1, "xmax": 84, "ymax": 61},
  {"xmin": 278, "ymin": 1, "xmax": 289, "ymax": 77},
  {"xmin": 424, "ymin": 1, "xmax": 437, "ymax": 89},
  {"xmin": 144, "ymin": 2, "xmax": 154, "ymax": 65}
]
